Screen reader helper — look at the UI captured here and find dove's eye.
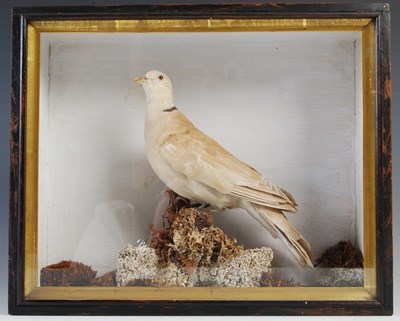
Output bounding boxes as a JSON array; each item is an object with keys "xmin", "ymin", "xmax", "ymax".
[{"xmin": 159, "ymin": 75, "xmax": 164, "ymax": 80}]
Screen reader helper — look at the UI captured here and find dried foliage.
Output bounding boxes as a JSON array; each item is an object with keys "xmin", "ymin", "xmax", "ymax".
[
  {"xmin": 172, "ymin": 207, "xmax": 243, "ymax": 268},
  {"xmin": 40, "ymin": 260, "xmax": 96, "ymax": 286},
  {"xmin": 149, "ymin": 190, "xmax": 243, "ymax": 269},
  {"xmin": 166, "ymin": 189, "xmax": 192, "ymax": 213},
  {"xmin": 260, "ymin": 270, "xmax": 299, "ymax": 287},
  {"xmin": 149, "ymin": 224, "xmax": 174, "ymax": 267},
  {"xmin": 91, "ymin": 270, "xmax": 116, "ymax": 286},
  {"xmin": 315, "ymin": 240, "xmax": 363, "ymax": 268}
]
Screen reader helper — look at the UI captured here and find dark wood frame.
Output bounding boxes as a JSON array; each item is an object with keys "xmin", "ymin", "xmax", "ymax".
[{"xmin": 9, "ymin": 3, "xmax": 392, "ymax": 316}]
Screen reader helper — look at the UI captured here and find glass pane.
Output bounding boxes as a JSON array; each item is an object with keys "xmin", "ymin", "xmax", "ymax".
[{"xmin": 36, "ymin": 30, "xmax": 365, "ymax": 289}]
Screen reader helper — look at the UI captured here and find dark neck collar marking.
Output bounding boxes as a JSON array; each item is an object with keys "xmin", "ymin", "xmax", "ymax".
[{"xmin": 163, "ymin": 106, "xmax": 178, "ymax": 113}]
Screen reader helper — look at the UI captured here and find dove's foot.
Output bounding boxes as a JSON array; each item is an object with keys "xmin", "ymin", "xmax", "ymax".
[{"xmin": 196, "ymin": 203, "xmax": 210, "ymax": 209}]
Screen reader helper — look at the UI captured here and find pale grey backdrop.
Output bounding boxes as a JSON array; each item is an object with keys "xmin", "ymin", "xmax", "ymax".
[{"xmin": 0, "ymin": 0, "xmax": 398, "ymax": 319}]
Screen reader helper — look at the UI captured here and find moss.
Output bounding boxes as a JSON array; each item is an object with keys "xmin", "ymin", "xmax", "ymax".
[
  {"xmin": 171, "ymin": 207, "xmax": 243, "ymax": 268},
  {"xmin": 260, "ymin": 270, "xmax": 299, "ymax": 287},
  {"xmin": 315, "ymin": 240, "xmax": 363, "ymax": 268},
  {"xmin": 40, "ymin": 260, "xmax": 96, "ymax": 286},
  {"xmin": 149, "ymin": 189, "xmax": 243, "ymax": 269},
  {"xmin": 90, "ymin": 270, "xmax": 116, "ymax": 286},
  {"xmin": 149, "ymin": 224, "xmax": 174, "ymax": 267}
]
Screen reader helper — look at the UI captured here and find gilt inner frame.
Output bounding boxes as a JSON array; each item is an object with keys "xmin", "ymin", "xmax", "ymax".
[{"xmin": 24, "ymin": 18, "xmax": 376, "ymax": 301}]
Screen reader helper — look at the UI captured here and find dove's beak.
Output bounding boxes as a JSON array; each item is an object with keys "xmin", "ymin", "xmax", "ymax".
[{"xmin": 133, "ymin": 76, "xmax": 146, "ymax": 83}]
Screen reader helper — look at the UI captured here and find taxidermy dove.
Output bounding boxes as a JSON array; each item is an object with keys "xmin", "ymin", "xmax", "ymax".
[{"xmin": 134, "ymin": 70, "xmax": 313, "ymax": 267}]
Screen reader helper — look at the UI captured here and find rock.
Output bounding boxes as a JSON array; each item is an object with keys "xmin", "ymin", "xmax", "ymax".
[
  {"xmin": 315, "ymin": 268, "xmax": 364, "ymax": 287},
  {"xmin": 151, "ymin": 264, "xmax": 194, "ymax": 287},
  {"xmin": 116, "ymin": 243, "xmax": 159, "ymax": 286},
  {"xmin": 198, "ymin": 247, "xmax": 273, "ymax": 287},
  {"xmin": 116, "ymin": 243, "xmax": 273, "ymax": 287}
]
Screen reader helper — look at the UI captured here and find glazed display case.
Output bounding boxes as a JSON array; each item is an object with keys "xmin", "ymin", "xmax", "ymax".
[{"xmin": 9, "ymin": 3, "xmax": 392, "ymax": 316}]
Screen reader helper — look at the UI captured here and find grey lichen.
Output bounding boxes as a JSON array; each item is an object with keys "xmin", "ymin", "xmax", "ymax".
[
  {"xmin": 116, "ymin": 244, "xmax": 273, "ymax": 287},
  {"xmin": 117, "ymin": 191, "xmax": 273, "ymax": 288},
  {"xmin": 315, "ymin": 268, "xmax": 364, "ymax": 287},
  {"xmin": 116, "ymin": 243, "xmax": 159, "ymax": 286},
  {"xmin": 197, "ymin": 247, "xmax": 273, "ymax": 287},
  {"xmin": 151, "ymin": 264, "xmax": 194, "ymax": 287}
]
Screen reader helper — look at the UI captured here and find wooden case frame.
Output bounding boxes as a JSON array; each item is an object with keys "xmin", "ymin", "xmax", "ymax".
[{"xmin": 9, "ymin": 3, "xmax": 392, "ymax": 316}]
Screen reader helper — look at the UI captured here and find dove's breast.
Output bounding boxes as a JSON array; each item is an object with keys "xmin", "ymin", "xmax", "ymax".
[
  {"xmin": 144, "ymin": 109, "xmax": 237, "ymax": 209},
  {"xmin": 144, "ymin": 111, "xmax": 181, "ymax": 184}
]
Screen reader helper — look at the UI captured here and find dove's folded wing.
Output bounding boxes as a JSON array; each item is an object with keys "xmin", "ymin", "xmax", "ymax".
[{"xmin": 159, "ymin": 116, "xmax": 296, "ymax": 212}]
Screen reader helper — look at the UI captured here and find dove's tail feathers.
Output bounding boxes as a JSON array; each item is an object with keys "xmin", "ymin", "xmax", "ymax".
[
  {"xmin": 280, "ymin": 188, "xmax": 298, "ymax": 207},
  {"xmin": 244, "ymin": 202, "xmax": 313, "ymax": 268},
  {"xmin": 232, "ymin": 185, "xmax": 297, "ymax": 213}
]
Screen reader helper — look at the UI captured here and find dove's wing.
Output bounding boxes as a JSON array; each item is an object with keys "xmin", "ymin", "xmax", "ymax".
[{"xmin": 159, "ymin": 112, "xmax": 296, "ymax": 212}]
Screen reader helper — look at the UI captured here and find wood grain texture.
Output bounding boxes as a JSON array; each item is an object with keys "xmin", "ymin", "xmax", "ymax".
[
  {"xmin": 8, "ymin": 2, "xmax": 392, "ymax": 316},
  {"xmin": 9, "ymin": 12, "xmax": 27, "ymax": 315},
  {"xmin": 375, "ymin": 8, "xmax": 393, "ymax": 314},
  {"xmin": 12, "ymin": 3, "xmax": 388, "ymax": 19}
]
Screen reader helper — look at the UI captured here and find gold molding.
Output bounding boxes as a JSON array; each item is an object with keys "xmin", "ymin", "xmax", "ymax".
[
  {"xmin": 24, "ymin": 18, "xmax": 377, "ymax": 302},
  {"xmin": 30, "ymin": 18, "xmax": 372, "ymax": 33},
  {"xmin": 362, "ymin": 20, "xmax": 377, "ymax": 297},
  {"xmin": 25, "ymin": 24, "xmax": 41, "ymax": 297},
  {"xmin": 27, "ymin": 286, "xmax": 374, "ymax": 301}
]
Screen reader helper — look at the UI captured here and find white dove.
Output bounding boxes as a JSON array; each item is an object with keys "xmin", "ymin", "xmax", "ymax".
[{"xmin": 134, "ymin": 70, "xmax": 313, "ymax": 267}]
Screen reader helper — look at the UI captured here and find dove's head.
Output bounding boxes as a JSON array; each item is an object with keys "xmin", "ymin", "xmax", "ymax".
[{"xmin": 134, "ymin": 70, "xmax": 174, "ymax": 109}]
